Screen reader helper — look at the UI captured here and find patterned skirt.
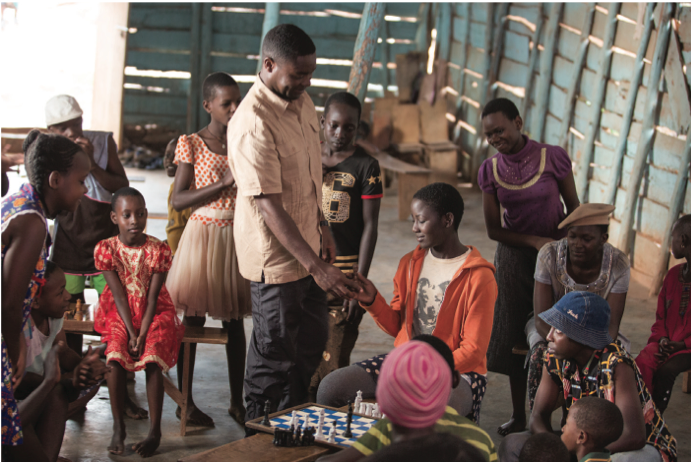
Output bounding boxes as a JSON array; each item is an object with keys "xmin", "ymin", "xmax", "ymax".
[{"xmin": 485, "ymin": 243, "xmax": 538, "ymax": 376}]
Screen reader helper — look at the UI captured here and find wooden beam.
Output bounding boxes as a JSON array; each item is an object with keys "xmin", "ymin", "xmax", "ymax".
[
  {"xmin": 531, "ymin": 3, "xmax": 563, "ymax": 142},
  {"xmin": 347, "ymin": 3, "xmax": 386, "ymax": 103},
  {"xmin": 618, "ymin": 3, "xmax": 674, "ymax": 255},
  {"xmin": 256, "ymin": 3, "xmax": 280, "ymax": 74},
  {"xmin": 197, "ymin": 3, "xmax": 213, "ymax": 129},
  {"xmin": 604, "ymin": 3, "xmax": 655, "ymax": 205},
  {"xmin": 379, "ymin": 8, "xmax": 390, "ymax": 96},
  {"xmin": 91, "ymin": 3, "xmax": 129, "ymax": 148},
  {"xmin": 186, "ymin": 3, "xmax": 202, "ymax": 134},
  {"xmin": 575, "ymin": 3, "xmax": 620, "ymax": 202},
  {"xmin": 437, "ymin": 3, "xmax": 452, "ymax": 63},
  {"xmin": 469, "ymin": 3, "xmax": 496, "ymax": 181},
  {"xmin": 452, "ymin": 4, "xmax": 471, "ymax": 141},
  {"xmin": 415, "ymin": 4, "xmax": 430, "ymax": 53},
  {"xmin": 649, "ymin": 135, "xmax": 691, "ymax": 295},
  {"xmin": 558, "ymin": 3, "xmax": 596, "ymax": 148},
  {"xmin": 521, "ymin": 3, "xmax": 544, "ymax": 136},
  {"xmin": 485, "ymin": 4, "xmax": 509, "ymax": 103},
  {"xmin": 663, "ymin": 28, "xmax": 691, "ymax": 135}
]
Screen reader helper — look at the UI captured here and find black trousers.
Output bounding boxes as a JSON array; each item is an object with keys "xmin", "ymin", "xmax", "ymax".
[
  {"xmin": 652, "ymin": 352, "xmax": 691, "ymax": 413},
  {"xmin": 244, "ymin": 275, "xmax": 328, "ymax": 421}
]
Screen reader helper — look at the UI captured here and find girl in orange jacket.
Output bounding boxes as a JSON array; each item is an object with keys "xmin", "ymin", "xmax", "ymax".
[{"xmin": 316, "ymin": 183, "xmax": 497, "ymax": 425}]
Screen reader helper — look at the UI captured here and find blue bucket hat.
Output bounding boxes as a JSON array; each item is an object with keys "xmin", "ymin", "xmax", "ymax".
[{"xmin": 538, "ymin": 291, "xmax": 613, "ymax": 350}]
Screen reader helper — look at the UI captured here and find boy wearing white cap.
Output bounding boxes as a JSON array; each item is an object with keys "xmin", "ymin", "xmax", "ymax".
[{"xmin": 45, "ymin": 95, "xmax": 129, "ymax": 301}]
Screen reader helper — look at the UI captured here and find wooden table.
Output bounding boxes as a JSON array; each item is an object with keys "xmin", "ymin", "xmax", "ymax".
[{"xmin": 178, "ymin": 433, "xmax": 332, "ymax": 462}]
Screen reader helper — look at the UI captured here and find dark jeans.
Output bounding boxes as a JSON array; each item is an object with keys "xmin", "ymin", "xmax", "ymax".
[
  {"xmin": 651, "ymin": 352, "xmax": 691, "ymax": 413},
  {"xmin": 244, "ymin": 275, "xmax": 328, "ymax": 421}
]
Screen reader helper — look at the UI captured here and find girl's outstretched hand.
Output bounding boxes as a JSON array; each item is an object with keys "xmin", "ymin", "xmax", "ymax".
[{"xmin": 352, "ymin": 272, "xmax": 377, "ymax": 306}]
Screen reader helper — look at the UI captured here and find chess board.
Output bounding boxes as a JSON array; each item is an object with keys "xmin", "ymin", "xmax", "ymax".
[{"xmin": 246, "ymin": 404, "xmax": 379, "ymax": 449}]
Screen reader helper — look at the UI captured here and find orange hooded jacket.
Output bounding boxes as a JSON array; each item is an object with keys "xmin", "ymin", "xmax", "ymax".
[{"xmin": 362, "ymin": 245, "xmax": 497, "ymax": 374}]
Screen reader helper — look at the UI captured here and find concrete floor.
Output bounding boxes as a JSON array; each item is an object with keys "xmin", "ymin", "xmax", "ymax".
[{"xmin": 58, "ymin": 169, "xmax": 690, "ymax": 461}]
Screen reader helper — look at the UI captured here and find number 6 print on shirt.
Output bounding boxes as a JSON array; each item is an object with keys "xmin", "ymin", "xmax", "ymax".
[{"xmin": 323, "ymin": 172, "xmax": 355, "ymax": 223}]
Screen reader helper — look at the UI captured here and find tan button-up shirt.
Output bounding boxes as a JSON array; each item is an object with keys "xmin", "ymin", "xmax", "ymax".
[{"xmin": 227, "ymin": 78, "xmax": 323, "ymax": 284}]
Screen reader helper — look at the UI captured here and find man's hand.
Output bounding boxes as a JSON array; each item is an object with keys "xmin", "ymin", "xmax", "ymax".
[
  {"xmin": 74, "ymin": 136, "xmax": 95, "ymax": 167},
  {"xmin": 321, "ymin": 225, "xmax": 337, "ymax": 264},
  {"xmin": 312, "ymin": 262, "xmax": 361, "ymax": 299}
]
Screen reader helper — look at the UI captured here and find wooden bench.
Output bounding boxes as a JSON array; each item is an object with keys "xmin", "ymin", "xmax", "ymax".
[
  {"xmin": 62, "ymin": 319, "xmax": 227, "ymax": 436},
  {"xmin": 370, "ymin": 151, "xmax": 431, "ymax": 221}
]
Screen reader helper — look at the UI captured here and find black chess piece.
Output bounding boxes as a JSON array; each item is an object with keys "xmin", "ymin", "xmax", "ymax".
[
  {"xmin": 261, "ymin": 400, "xmax": 271, "ymax": 426},
  {"xmin": 294, "ymin": 426, "xmax": 302, "ymax": 446},
  {"xmin": 344, "ymin": 400, "xmax": 353, "ymax": 438}
]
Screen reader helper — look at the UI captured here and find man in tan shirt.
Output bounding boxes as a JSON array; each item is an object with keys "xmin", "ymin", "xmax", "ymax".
[{"xmin": 227, "ymin": 24, "xmax": 360, "ymax": 423}]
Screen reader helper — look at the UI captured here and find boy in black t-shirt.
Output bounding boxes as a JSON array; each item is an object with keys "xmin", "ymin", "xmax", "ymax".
[{"xmin": 309, "ymin": 92, "xmax": 382, "ymax": 398}]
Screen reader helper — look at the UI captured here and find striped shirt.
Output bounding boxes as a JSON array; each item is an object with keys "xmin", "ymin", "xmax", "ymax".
[
  {"xmin": 579, "ymin": 451, "xmax": 611, "ymax": 462},
  {"xmin": 352, "ymin": 406, "xmax": 497, "ymax": 462}
]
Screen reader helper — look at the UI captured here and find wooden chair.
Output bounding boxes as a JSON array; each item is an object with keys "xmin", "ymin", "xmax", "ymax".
[{"xmin": 63, "ymin": 319, "xmax": 228, "ymax": 436}]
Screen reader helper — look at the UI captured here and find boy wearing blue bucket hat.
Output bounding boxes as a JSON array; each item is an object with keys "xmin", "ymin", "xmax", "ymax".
[{"xmin": 499, "ymin": 292, "xmax": 677, "ymax": 462}]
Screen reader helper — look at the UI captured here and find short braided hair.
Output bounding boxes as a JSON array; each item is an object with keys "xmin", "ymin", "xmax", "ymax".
[
  {"xmin": 111, "ymin": 187, "xmax": 145, "ymax": 212},
  {"xmin": 571, "ymin": 397, "xmax": 624, "ymax": 448},
  {"xmin": 202, "ymin": 72, "xmax": 238, "ymax": 102},
  {"xmin": 23, "ymin": 130, "xmax": 82, "ymax": 199}
]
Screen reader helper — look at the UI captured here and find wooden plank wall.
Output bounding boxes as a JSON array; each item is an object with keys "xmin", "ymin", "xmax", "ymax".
[
  {"xmin": 122, "ymin": 2, "xmax": 420, "ymax": 133},
  {"xmin": 446, "ymin": 3, "xmax": 691, "ymax": 286}
]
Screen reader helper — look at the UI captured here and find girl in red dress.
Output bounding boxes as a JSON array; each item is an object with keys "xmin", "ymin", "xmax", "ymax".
[{"xmin": 94, "ymin": 187, "xmax": 184, "ymax": 457}]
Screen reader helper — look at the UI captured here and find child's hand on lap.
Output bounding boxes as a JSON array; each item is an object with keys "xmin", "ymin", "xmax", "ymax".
[
  {"xmin": 73, "ymin": 346, "xmax": 110, "ymax": 389},
  {"xmin": 134, "ymin": 335, "xmax": 147, "ymax": 359},
  {"xmin": 128, "ymin": 336, "xmax": 140, "ymax": 359},
  {"xmin": 44, "ymin": 341, "xmax": 64, "ymax": 387}
]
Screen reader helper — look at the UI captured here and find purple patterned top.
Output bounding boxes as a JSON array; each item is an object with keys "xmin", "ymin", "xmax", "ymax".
[{"xmin": 478, "ymin": 136, "xmax": 572, "ymax": 240}]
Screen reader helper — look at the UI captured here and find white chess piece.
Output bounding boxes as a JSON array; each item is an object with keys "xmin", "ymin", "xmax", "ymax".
[
  {"xmin": 365, "ymin": 402, "xmax": 374, "ymax": 417},
  {"xmin": 328, "ymin": 423, "xmax": 336, "ymax": 443},
  {"xmin": 354, "ymin": 390, "xmax": 363, "ymax": 415},
  {"xmin": 302, "ymin": 413, "xmax": 309, "ymax": 430},
  {"xmin": 316, "ymin": 409, "xmax": 325, "ymax": 438},
  {"xmin": 291, "ymin": 410, "xmax": 298, "ymax": 428},
  {"xmin": 372, "ymin": 403, "xmax": 380, "ymax": 418}
]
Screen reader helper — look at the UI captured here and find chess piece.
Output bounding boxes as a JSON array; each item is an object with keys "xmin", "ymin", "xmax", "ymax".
[
  {"xmin": 261, "ymin": 400, "xmax": 271, "ymax": 426},
  {"xmin": 366, "ymin": 402, "xmax": 374, "ymax": 417},
  {"xmin": 328, "ymin": 421, "xmax": 337, "ymax": 443},
  {"xmin": 302, "ymin": 413, "xmax": 309, "ymax": 431},
  {"xmin": 354, "ymin": 390, "xmax": 363, "ymax": 414},
  {"xmin": 294, "ymin": 426, "xmax": 302, "ymax": 445},
  {"xmin": 291, "ymin": 410, "xmax": 298, "ymax": 428},
  {"xmin": 316, "ymin": 410, "xmax": 325, "ymax": 439},
  {"xmin": 372, "ymin": 403, "xmax": 380, "ymax": 419},
  {"xmin": 344, "ymin": 401, "xmax": 353, "ymax": 438}
]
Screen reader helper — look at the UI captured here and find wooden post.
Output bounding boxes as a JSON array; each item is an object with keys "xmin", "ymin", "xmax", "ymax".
[
  {"xmin": 649, "ymin": 135, "xmax": 691, "ymax": 295},
  {"xmin": 575, "ymin": 4, "xmax": 620, "ymax": 202},
  {"xmin": 531, "ymin": 3, "xmax": 563, "ymax": 142},
  {"xmin": 617, "ymin": 4, "xmax": 674, "ymax": 255},
  {"xmin": 521, "ymin": 3, "xmax": 544, "ymax": 134},
  {"xmin": 485, "ymin": 3, "xmax": 509, "ymax": 103},
  {"xmin": 452, "ymin": 4, "xmax": 471, "ymax": 141},
  {"xmin": 197, "ymin": 4, "xmax": 213, "ymax": 130},
  {"xmin": 257, "ymin": 3, "xmax": 281, "ymax": 73},
  {"xmin": 415, "ymin": 4, "xmax": 430, "ymax": 53},
  {"xmin": 604, "ymin": 3, "xmax": 655, "ymax": 205},
  {"xmin": 379, "ymin": 11, "xmax": 390, "ymax": 95},
  {"xmin": 91, "ymin": 3, "xmax": 129, "ymax": 148},
  {"xmin": 348, "ymin": 3, "xmax": 386, "ymax": 103},
  {"xmin": 437, "ymin": 3, "xmax": 452, "ymax": 63},
  {"xmin": 469, "ymin": 3, "xmax": 496, "ymax": 180},
  {"xmin": 558, "ymin": 3, "xmax": 596, "ymax": 148},
  {"xmin": 187, "ymin": 3, "xmax": 202, "ymax": 134}
]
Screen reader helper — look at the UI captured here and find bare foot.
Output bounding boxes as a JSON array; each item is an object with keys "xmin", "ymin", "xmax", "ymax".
[
  {"xmin": 176, "ymin": 405, "xmax": 214, "ymax": 427},
  {"xmin": 228, "ymin": 403, "xmax": 246, "ymax": 424},
  {"xmin": 132, "ymin": 432, "xmax": 160, "ymax": 458},
  {"xmin": 125, "ymin": 394, "xmax": 149, "ymax": 420},
  {"xmin": 108, "ymin": 423, "xmax": 126, "ymax": 455},
  {"xmin": 497, "ymin": 415, "xmax": 526, "ymax": 436}
]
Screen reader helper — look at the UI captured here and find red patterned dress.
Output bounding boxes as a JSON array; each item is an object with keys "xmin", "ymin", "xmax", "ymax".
[{"xmin": 94, "ymin": 235, "xmax": 184, "ymax": 372}]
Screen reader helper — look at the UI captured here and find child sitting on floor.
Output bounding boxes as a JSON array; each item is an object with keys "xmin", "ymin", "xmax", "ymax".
[
  {"xmin": 518, "ymin": 433, "xmax": 569, "ymax": 462},
  {"xmin": 163, "ymin": 137, "xmax": 190, "ymax": 255},
  {"xmin": 560, "ymin": 397, "xmax": 624, "ymax": 462},
  {"xmin": 635, "ymin": 215, "xmax": 691, "ymax": 413},
  {"xmin": 94, "ymin": 187, "xmax": 185, "ymax": 457}
]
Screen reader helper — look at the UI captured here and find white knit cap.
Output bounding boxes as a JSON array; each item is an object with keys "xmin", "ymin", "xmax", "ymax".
[{"xmin": 45, "ymin": 95, "xmax": 83, "ymax": 126}]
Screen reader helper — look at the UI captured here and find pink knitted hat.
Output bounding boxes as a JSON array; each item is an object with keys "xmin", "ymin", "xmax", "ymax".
[{"xmin": 376, "ymin": 341, "xmax": 452, "ymax": 429}]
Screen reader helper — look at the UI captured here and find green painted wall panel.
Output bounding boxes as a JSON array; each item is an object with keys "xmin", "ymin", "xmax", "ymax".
[
  {"xmin": 128, "ymin": 6, "xmax": 192, "ymax": 30},
  {"xmin": 503, "ymin": 30, "xmax": 530, "ymax": 64},
  {"xmin": 128, "ymin": 29, "xmax": 191, "ymax": 52},
  {"xmin": 126, "ymin": 50, "xmax": 190, "ymax": 72}
]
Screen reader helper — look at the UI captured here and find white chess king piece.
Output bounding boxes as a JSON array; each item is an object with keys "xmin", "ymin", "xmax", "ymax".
[{"xmin": 354, "ymin": 390, "xmax": 363, "ymax": 414}]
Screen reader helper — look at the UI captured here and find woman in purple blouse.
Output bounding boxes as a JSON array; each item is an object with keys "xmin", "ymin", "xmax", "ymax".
[{"xmin": 477, "ymin": 98, "xmax": 580, "ymax": 436}]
